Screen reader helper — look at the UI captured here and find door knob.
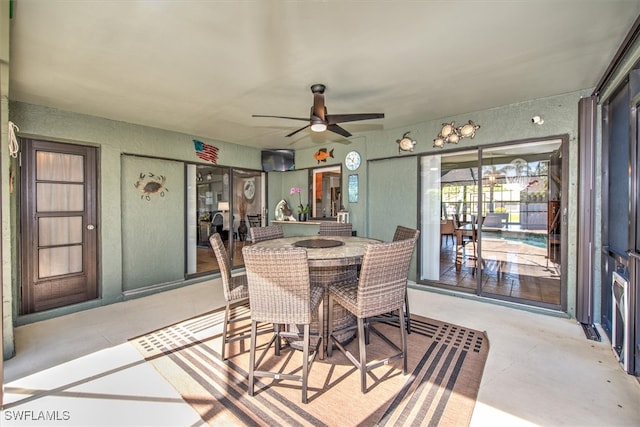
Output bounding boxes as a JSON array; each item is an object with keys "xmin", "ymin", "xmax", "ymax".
[{"xmin": 87, "ymin": 224, "xmax": 95, "ymax": 230}]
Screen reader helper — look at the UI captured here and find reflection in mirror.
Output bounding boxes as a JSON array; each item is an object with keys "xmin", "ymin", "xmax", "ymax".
[{"xmin": 310, "ymin": 165, "xmax": 341, "ymax": 218}]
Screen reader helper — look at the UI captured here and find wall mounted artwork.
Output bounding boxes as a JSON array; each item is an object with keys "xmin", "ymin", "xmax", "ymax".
[
  {"xmin": 193, "ymin": 139, "xmax": 219, "ymax": 164},
  {"xmin": 348, "ymin": 174, "xmax": 359, "ymax": 203},
  {"xmin": 134, "ymin": 172, "xmax": 168, "ymax": 200},
  {"xmin": 396, "ymin": 131, "xmax": 417, "ymax": 153},
  {"xmin": 433, "ymin": 120, "xmax": 480, "ymax": 148}
]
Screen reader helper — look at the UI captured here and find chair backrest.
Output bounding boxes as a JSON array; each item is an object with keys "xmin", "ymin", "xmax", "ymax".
[
  {"xmin": 319, "ymin": 222, "xmax": 352, "ymax": 236},
  {"xmin": 470, "ymin": 215, "xmax": 478, "ymax": 241},
  {"xmin": 440, "ymin": 219, "xmax": 455, "ymax": 234},
  {"xmin": 393, "ymin": 225, "xmax": 420, "ymax": 242},
  {"xmin": 209, "ymin": 233, "xmax": 233, "ymax": 301},
  {"xmin": 247, "ymin": 214, "xmax": 261, "ymax": 228},
  {"xmin": 356, "ymin": 238, "xmax": 417, "ymax": 318},
  {"xmin": 483, "ymin": 213, "xmax": 508, "ymax": 228},
  {"xmin": 452, "ymin": 214, "xmax": 461, "ymax": 229},
  {"xmin": 242, "ymin": 246, "xmax": 312, "ymax": 324},
  {"xmin": 212, "ymin": 212, "xmax": 223, "ymax": 226},
  {"xmin": 250, "ymin": 225, "xmax": 284, "ymax": 243}
]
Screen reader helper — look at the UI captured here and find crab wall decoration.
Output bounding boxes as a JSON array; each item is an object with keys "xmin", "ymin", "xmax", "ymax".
[
  {"xmin": 134, "ymin": 172, "xmax": 169, "ymax": 200},
  {"xmin": 433, "ymin": 120, "xmax": 480, "ymax": 148},
  {"xmin": 396, "ymin": 131, "xmax": 417, "ymax": 153}
]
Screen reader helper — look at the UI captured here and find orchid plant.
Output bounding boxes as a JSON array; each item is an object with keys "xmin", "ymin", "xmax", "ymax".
[
  {"xmin": 290, "ymin": 186, "xmax": 309, "ymax": 214},
  {"xmin": 290, "ymin": 186, "xmax": 303, "ymax": 214}
]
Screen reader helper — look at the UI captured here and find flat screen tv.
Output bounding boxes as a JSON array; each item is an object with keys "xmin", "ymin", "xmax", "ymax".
[{"xmin": 261, "ymin": 149, "xmax": 295, "ymax": 172}]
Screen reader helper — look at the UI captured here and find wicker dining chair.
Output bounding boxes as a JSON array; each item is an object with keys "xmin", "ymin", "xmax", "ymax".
[
  {"xmin": 247, "ymin": 214, "xmax": 262, "ymax": 228},
  {"xmin": 392, "ymin": 225, "xmax": 420, "ymax": 333},
  {"xmin": 249, "ymin": 225, "xmax": 284, "ymax": 243},
  {"xmin": 209, "ymin": 233, "xmax": 251, "ymax": 361},
  {"xmin": 468, "ymin": 216, "xmax": 487, "ymax": 276},
  {"xmin": 327, "ymin": 238, "xmax": 416, "ymax": 393},
  {"xmin": 242, "ymin": 246, "xmax": 324, "ymax": 404},
  {"xmin": 319, "ymin": 222, "xmax": 353, "ymax": 236}
]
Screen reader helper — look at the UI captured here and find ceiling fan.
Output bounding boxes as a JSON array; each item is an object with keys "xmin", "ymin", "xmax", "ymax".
[{"xmin": 252, "ymin": 84, "xmax": 384, "ymax": 138}]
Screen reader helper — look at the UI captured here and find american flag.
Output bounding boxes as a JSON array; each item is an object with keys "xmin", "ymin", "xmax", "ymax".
[{"xmin": 193, "ymin": 139, "xmax": 219, "ymax": 164}]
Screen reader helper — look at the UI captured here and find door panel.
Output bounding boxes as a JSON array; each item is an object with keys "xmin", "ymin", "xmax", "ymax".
[
  {"xmin": 479, "ymin": 141, "xmax": 562, "ymax": 307},
  {"xmin": 21, "ymin": 139, "xmax": 98, "ymax": 314}
]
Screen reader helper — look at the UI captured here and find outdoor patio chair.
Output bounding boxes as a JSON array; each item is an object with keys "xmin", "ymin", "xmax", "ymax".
[
  {"xmin": 247, "ymin": 214, "xmax": 261, "ymax": 228},
  {"xmin": 209, "ymin": 233, "xmax": 251, "ymax": 361},
  {"xmin": 483, "ymin": 213, "xmax": 508, "ymax": 228},
  {"xmin": 327, "ymin": 238, "xmax": 416, "ymax": 393},
  {"xmin": 249, "ymin": 225, "xmax": 284, "ymax": 243},
  {"xmin": 242, "ymin": 246, "xmax": 324, "ymax": 404},
  {"xmin": 452, "ymin": 214, "xmax": 473, "ymax": 247},
  {"xmin": 440, "ymin": 219, "xmax": 455, "ymax": 245},
  {"xmin": 319, "ymin": 222, "xmax": 353, "ymax": 236},
  {"xmin": 392, "ymin": 225, "xmax": 420, "ymax": 333},
  {"xmin": 468, "ymin": 215, "xmax": 486, "ymax": 275}
]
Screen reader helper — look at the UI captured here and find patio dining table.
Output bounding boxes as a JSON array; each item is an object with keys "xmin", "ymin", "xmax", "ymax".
[{"xmin": 252, "ymin": 235, "xmax": 381, "ymax": 346}]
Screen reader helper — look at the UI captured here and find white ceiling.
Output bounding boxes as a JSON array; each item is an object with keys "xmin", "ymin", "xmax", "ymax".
[{"xmin": 8, "ymin": 1, "xmax": 640, "ymax": 150}]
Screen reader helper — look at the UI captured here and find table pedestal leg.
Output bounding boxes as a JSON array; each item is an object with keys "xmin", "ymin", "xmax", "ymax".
[{"xmin": 309, "ymin": 265, "xmax": 358, "ymax": 348}]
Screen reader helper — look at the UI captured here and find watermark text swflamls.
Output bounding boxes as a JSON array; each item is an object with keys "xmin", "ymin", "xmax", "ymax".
[{"xmin": 3, "ymin": 410, "xmax": 71, "ymax": 422}]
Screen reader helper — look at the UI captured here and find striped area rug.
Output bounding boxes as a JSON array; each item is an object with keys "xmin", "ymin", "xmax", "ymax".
[{"xmin": 129, "ymin": 307, "xmax": 489, "ymax": 426}]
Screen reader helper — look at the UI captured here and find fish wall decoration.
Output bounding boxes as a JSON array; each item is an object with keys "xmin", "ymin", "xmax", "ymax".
[{"xmin": 314, "ymin": 148, "xmax": 334, "ymax": 163}]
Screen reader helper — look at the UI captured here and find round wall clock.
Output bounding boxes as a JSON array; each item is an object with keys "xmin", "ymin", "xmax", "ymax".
[
  {"xmin": 243, "ymin": 180, "xmax": 255, "ymax": 201},
  {"xmin": 345, "ymin": 150, "xmax": 361, "ymax": 171}
]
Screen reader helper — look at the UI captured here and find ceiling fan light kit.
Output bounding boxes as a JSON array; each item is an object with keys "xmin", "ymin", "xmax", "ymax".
[
  {"xmin": 310, "ymin": 116, "xmax": 327, "ymax": 132},
  {"xmin": 432, "ymin": 120, "xmax": 480, "ymax": 148},
  {"xmin": 252, "ymin": 83, "xmax": 384, "ymax": 139}
]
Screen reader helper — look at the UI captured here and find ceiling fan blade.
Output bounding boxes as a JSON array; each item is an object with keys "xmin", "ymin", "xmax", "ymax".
[
  {"xmin": 327, "ymin": 124, "xmax": 352, "ymax": 138},
  {"xmin": 253, "ymin": 84, "xmax": 383, "ymax": 139},
  {"xmin": 286, "ymin": 124, "xmax": 310, "ymax": 137},
  {"xmin": 252, "ymin": 114, "xmax": 309, "ymax": 122},
  {"xmin": 326, "ymin": 113, "xmax": 384, "ymax": 124}
]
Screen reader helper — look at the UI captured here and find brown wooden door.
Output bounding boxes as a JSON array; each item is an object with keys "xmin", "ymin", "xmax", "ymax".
[{"xmin": 20, "ymin": 139, "xmax": 98, "ymax": 314}]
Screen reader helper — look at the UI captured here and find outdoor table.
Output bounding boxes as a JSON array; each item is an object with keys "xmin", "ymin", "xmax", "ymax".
[{"xmin": 252, "ymin": 235, "xmax": 380, "ymax": 347}]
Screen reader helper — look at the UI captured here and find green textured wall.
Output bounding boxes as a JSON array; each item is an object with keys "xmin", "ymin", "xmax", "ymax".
[
  {"xmin": 121, "ymin": 156, "xmax": 185, "ymax": 291},
  {"xmin": 369, "ymin": 156, "xmax": 419, "ymax": 279}
]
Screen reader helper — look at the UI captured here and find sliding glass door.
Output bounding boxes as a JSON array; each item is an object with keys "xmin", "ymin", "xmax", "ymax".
[
  {"xmin": 420, "ymin": 138, "xmax": 566, "ymax": 310},
  {"xmin": 186, "ymin": 164, "xmax": 264, "ymax": 276},
  {"xmin": 478, "ymin": 141, "xmax": 563, "ymax": 306}
]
